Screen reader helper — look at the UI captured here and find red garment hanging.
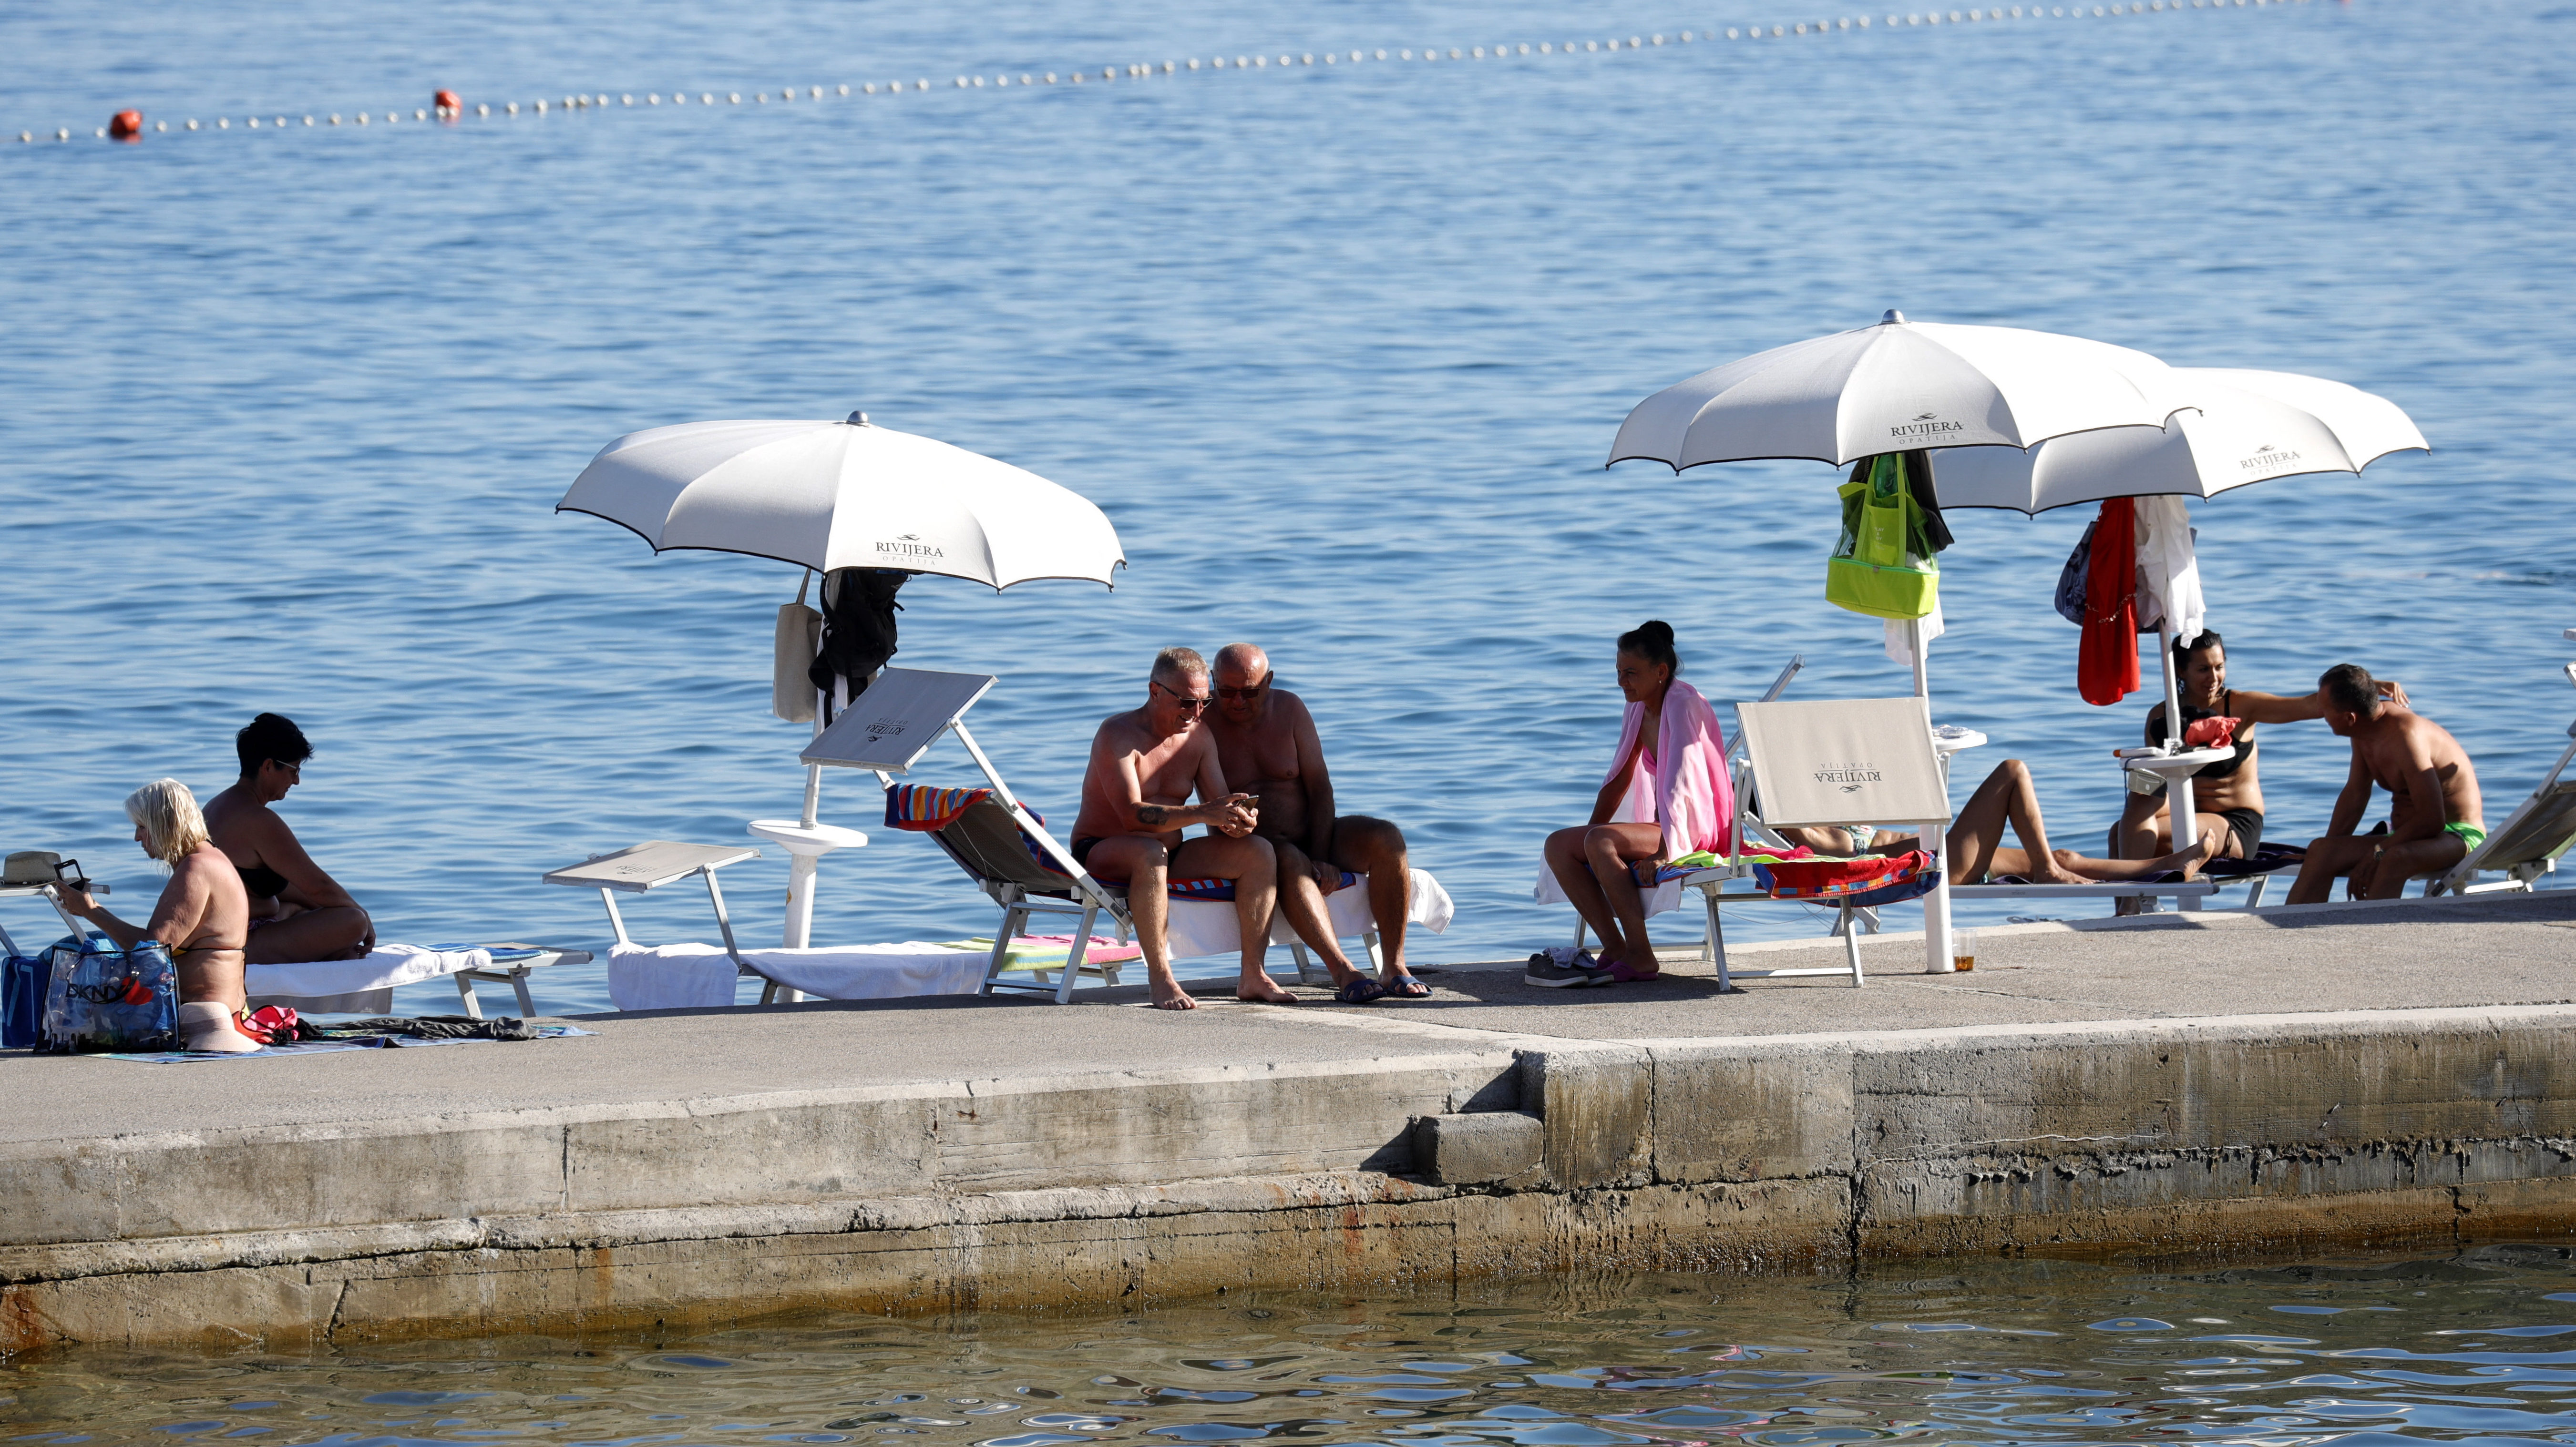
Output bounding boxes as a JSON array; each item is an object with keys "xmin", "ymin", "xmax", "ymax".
[{"xmin": 2078, "ymin": 498, "xmax": 2140, "ymax": 705}]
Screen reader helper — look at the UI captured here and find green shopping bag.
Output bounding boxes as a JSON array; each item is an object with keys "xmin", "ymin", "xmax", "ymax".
[{"xmin": 1827, "ymin": 453, "xmax": 1940, "ymax": 620}]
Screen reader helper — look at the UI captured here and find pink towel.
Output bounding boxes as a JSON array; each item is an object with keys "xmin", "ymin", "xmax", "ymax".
[{"xmin": 1604, "ymin": 680, "xmax": 1736, "ymax": 858}]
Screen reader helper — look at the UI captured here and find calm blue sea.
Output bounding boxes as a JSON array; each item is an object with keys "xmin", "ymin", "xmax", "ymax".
[{"xmin": 2, "ymin": 0, "xmax": 2568, "ymax": 1012}]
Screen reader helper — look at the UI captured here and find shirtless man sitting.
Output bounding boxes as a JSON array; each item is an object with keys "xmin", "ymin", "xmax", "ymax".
[
  {"xmin": 1205, "ymin": 643, "xmax": 1427, "ymax": 1002},
  {"xmin": 2287, "ymin": 663, "xmax": 2485, "ymax": 904},
  {"xmin": 1069, "ymin": 648, "xmax": 1289, "ymax": 1011}
]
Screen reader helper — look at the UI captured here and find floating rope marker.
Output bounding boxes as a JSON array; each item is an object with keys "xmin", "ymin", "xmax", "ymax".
[{"xmin": 4, "ymin": 0, "xmax": 2319, "ymax": 149}]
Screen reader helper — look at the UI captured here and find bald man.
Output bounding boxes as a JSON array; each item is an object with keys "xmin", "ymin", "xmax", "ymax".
[
  {"xmin": 1206, "ymin": 643, "xmax": 1427, "ymax": 999},
  {"xmin": 1069, "ymin": 647, "xmax": 1289, "ymax": 1010}
]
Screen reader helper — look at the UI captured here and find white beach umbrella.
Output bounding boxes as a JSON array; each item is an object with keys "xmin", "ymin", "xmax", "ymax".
[
  {"xmin": 1928, "ymin": 368, "xmax": 2428, "ymax": 514},
  {"xmin": 1608, "ymin": 310, "xmax": 2197, "ymax": 470},
  {"xmin": 558, "ymin": 412, "xmax": 1126, "ymax": 589},
  {"xmin": 558, "ymin": 410, "xmax": 1125, "ymax": 967}
]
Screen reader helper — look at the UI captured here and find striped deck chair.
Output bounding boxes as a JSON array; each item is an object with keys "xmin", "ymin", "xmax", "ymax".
[
  {"xmin": 883, "ymin": 785, "xmax": 1271, "ymax": 1001},
  {"xmin": 883, "ymin": 784, "xmax": 1129, "ymax": 1003}
]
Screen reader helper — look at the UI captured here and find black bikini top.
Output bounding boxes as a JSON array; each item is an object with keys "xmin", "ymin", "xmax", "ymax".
[
  {"xmin": 2146, "ymin": 689, "xmax": 2255, "ymax": 780},
  {"xmin": 237, "ymin": 861, "xmax": 290, "ymax": 899}
]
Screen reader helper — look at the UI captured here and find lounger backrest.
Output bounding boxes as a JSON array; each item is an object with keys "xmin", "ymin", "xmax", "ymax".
[
  {"xmin": 939, "ymin": 798, "xmax": 1077, "ymax": 893},
  {"xmin": 884, "ymin": 785, "xmax": 1076, "ymax": 896},
  {"xmin": 2471, "ymin": 780, "xmax": 2576, "ymax": 872}
]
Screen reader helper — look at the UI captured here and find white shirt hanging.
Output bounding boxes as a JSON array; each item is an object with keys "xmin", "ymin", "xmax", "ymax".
[{"xmin": 2131, "ymin": 495, "xmax": 2205, "ymax": 646}]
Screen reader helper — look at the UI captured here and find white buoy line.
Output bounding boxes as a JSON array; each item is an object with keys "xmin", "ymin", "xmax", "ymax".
[{"xmin": 18, "ymin": 0, "xmax": 2318, "ymax": 148}]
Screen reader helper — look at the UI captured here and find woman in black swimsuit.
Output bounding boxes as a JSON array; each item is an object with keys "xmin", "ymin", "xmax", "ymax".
[
  {"xmin": 2111, "ymin": 631, "xmax": 2405, "ymax": 869},
  {"xmin": 202, "ymin": 713, "xmax": 376, "ymax": 964}
]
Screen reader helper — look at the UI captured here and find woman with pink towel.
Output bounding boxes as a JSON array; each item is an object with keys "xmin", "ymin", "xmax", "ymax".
[{"xmin": 1538, "ymin": 621, "xmax": 1735, "ymax": 985}]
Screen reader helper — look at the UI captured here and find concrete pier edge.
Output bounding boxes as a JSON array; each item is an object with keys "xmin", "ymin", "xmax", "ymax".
[{"xmin": 7, "ymin": 893, "xmax": 2576, "ymax": 1348}]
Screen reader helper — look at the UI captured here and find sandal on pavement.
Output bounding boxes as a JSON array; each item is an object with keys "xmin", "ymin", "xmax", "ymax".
[
  {"xmin": 1379, "ymin": 975, "xmax": 1432, "ymax": 999},
  {"xmin": 1604, "ymin": 959, "xmax": 1661, "ymax": 984},
  {"xmin": 1334, "ymin": 978, "xmax": 1388, "ymax": 1004}
]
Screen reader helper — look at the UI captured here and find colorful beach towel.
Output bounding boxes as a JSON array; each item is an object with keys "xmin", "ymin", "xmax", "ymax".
[
  {"xmin": 1603, "ymin": 679, "xmax": 1736, "ymax": 859},
  {"xmin": 943, "ymin": 935, "xmax": 1147, "ymax": 972},
  {"xmin": 1756, "ymin": 849, "xmax": 1938, "ymax": 907},
  {"xmin": 884, "ymin": 784, "xmax": 996, "ymax": 831},
  {"xmin": 884, "ymin": 784, "xmax": 1070, "ymax": 879}
]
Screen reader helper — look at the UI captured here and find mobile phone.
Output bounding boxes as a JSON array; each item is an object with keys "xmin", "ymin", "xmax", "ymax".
[{"xmin": 52, "ymin": 859, "xmax": 91, "ymax": 893}]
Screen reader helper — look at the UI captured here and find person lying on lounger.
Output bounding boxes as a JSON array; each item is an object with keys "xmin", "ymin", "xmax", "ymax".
[
  {"xmin": 2286, "ymin": 663, "xmax": 2485, "ymax": 904},
  {"xmin": 204, "ymin": 713, "xmax": 375, "ymax": 964},
  {"xmin": 1068, "ymin": 647, "xmax": 1287, "ymax": 1011},
  {"xmin": 56, "ymin": 779, "xmax": 261, "ymax": 1052},
  {"xmin": 1206, "ymin": 642, "xmax": 1426, "ymax": 1003},
  {"xmin": 1785, "ymin": 759, "xmax": 2222, "ymax": 886},
  {"xmin": 1537, "ymin": 621, "xmax": 1734, "ymax": 987},
  {"xmin": 2108, "ymin": 631, "xmax": 2405, "ymax": 908}
]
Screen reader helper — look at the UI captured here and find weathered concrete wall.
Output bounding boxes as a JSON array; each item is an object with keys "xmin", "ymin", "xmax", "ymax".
[{"xmin": 8, "ymin": 1006, "xmax": 2574, "ymax": 1349}]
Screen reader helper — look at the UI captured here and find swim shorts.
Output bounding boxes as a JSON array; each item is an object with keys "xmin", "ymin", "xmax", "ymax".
[
  {"xmin": 2443, "ymin": 821, "xmax": 2487, "ymax": 851},
  {"xmin": 1070, "ymin": 835, "xmax": 1103, "ymax": 868}
]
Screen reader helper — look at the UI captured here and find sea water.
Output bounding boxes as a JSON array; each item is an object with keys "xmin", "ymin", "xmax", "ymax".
[
  {"xmin": 1, "ymin": 0, "xmax": 2569, "ymax": 1010},
  {"xmin": 14, "ymin": 1248, "xmax": 2576, "ymax": 1444}
]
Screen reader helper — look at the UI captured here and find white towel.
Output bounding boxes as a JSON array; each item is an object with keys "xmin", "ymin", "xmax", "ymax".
[
  {"xmin": 607, "ymin": 942, "xmax": 741, "ymax": 1010},
  {"xmin": 1883, "ymin": 596, "xmax": 1945, "ymax": 666},
  {"xmin": 2132, "ymin": 496, "xmax": 2205, "ymax": 647},
  {"xmin": 1161, "ymin": 867, "xmax": 1455, "ymax": 962},
  {"xmin": 606, "ymin": 941, "xmax": 991, "ymax": 1010},
  {"xmin": 1533, "ymin": 864, "xmax": 1687, "ymax": 919},
  {"xmin": 245, "ymin": 944, "xmax": 489, "ymax": 1000}
]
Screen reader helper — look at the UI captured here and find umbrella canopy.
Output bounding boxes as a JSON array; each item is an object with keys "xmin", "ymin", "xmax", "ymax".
[
  {"xmin": 1929, "ymin": 368, "xmax": 2427, "ymax": 514},
  {"xmin": 558, "ymin": 412, "xmax": 1126, "ymax": 589},
  {"xmin": 1608, "ymin": 311, "xmax": 2198, "ymax": 469}
]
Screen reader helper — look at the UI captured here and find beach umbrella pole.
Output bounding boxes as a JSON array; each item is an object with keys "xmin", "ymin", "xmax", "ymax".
[
  {"xmin": 751, "ymin": 683, "xmax": 868, "ymax": 990},
  {"xmin": 1911, "ymin": 616, "xmax": 1957, "ymax": 976}
]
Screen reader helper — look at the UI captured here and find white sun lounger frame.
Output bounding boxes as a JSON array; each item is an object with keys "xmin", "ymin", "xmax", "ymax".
[
  {"xmin": 541, "ymin": 840, "xmax": 781, "ymax": 1003},
  {"xmin": 801, "ymin": 667, "xmax": 1133, "ymax": 1004}
]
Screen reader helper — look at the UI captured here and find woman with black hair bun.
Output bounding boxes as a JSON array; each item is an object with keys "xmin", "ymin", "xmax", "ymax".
[{"xmin": 1534, "ymin": 621, "xmax": 1735, "ymax": 987}]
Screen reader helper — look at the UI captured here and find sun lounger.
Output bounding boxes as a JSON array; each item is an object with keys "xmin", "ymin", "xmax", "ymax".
[
  {"xmin": 811, "ymin": 667, "xmax": 1452, "ymax": 1002},
  {"xmin": 544, "ymin": 839, "xmax": 784, "ymax": 1003},
  {"xmin": 2424, "ymin": 660, "xmax": 2576, "ymax": 899},
  {"xmin": 882, "ymin": 782, "xmax": 1454, "ymax": 998},
  {"xmin": 0, "ymin": 851, "xmax": 106, "ymax": 958},
  {"xmin": 881, "ymin": 783, "xmax": 1131, "ymax": 1003}
]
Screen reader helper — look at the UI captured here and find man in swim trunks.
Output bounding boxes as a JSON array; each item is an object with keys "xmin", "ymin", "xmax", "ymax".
[
  {"xmin": 1205, "ymin": 643, "xmax": 1427, "ymax": 1002},
  {"xmin": 204, "ymin": 713, "xmax": 375, "ymax": 963},
  {"xmin": 1068, "ymin": 648, "xmax": 1288, "ymax": 1011},
  {"xmin": 2286, "ymin": 663, "xmax": 2486, "ymax": 904}
]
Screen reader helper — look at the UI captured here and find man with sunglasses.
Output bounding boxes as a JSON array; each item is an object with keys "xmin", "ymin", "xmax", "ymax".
[
  {"xmin": 1069, "ymin": 647, "xmax": 1290, "ymax": 1010},
  {"xmin": 1206, "ymin": 643, "xmax": 1427, "ymax": 1001}
]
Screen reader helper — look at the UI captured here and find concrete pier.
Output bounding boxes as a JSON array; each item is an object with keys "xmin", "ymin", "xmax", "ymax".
[{"xmin": 5, "ymin": 891, "xmax": 2574, "ymax": 1349}]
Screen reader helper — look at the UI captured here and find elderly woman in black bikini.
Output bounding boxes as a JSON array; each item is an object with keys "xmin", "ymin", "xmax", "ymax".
[
  {"xmin": 2109, "ymin": 632, "xmax": 2406, "ymax": 885},
  {"xmin": 203, "ymin": 713, "xmax": 375, "ymax": 964}
]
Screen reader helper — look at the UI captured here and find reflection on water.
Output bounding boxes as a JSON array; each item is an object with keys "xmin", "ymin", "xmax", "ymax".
[{"xmin": 12, "ymin": 1248, "xmax": 2576, "ymax": 1446}]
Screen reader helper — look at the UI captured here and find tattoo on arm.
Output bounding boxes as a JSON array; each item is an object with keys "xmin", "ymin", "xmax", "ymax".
[{"xmin": 1136, "ymin": 804, "xmax": 1170, "ymax": 826}]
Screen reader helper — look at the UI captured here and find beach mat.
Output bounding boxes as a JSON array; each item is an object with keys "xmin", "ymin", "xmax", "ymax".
[{"xmin": 99, "ymin": 1021, "xmax": 593, "ymax": 1064}]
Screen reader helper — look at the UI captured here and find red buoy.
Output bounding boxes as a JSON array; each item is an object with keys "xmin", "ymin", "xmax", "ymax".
[
  {"xmin": 107, "ymin": 108, "xmax": 143, "ymax": 141},
  {"xmin": 434, "ymin": 89, "xmax": 462, "ymax": 118}
]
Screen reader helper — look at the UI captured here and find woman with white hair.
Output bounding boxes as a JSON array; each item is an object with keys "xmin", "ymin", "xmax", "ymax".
[{"xmin": 56, "ymin": 778, "xmax": 260, "ymax": 1052}]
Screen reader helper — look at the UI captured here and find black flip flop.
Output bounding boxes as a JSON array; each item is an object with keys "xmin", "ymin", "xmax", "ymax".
[
  {"xmin": 1378, "ymin": 976, "xmax": 1432, "ymax": 999},
  {"xmin": 1334, "ymin": 978, "xmax": 1388, "ymax": 1004}
]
